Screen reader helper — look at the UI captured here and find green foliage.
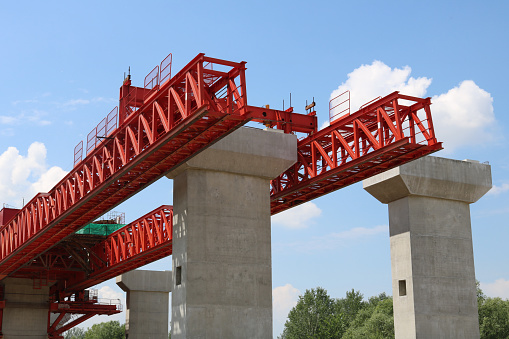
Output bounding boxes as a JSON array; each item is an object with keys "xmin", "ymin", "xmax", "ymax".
[
  {"xmin": 478, "ymin": 297, "xmax": 509, "ymax": 339},
  {"xmin": 65, "ymin": 284, "xmax": 509, "ymax": 339},
  {"xmin": 83, "ymin": 321, "xmax": 125, "ymax": 339},
  {"xmin": 279, "ymin": 287, "xmax": 346, "ymax": 339},
  {"xmin": 280, "ymin": 288, "xmax": 395, "ymax": 339},
  {"xmin": 64, "ymin": 327, "xmax": 86, "ymax": 339},
  {"xmin": 343, "ymin": 297, "xmax": 394, "ymax": 339}
]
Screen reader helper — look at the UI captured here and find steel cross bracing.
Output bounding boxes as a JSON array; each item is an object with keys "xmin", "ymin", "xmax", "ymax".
[
  {"xmin": 0, "ymin": 53, "xmax": 441, "ymax": 300},
  {"xmin": 11, "ymin": 206, "xmax": 172, "ymax": 292},
  {"xmin": 0, "ymin": 54, "xmax": 252, "ymax": 279},
  {"xmin": 270, "ymin": 91, "xmax": 442, "ymax": 214}
]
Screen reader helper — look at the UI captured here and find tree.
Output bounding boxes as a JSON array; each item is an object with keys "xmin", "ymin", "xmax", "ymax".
[
  {"xmin": 280, "ymin": 289, "xmax": 392, "ymax": 339},
  {"xmin": 336, "ymin": 289, "xmax": 366, "ymax": 326},
  {"xmin": 83, "ymin": 321, "xmax": 125, "ymax": 339},
  {"xmin": 279, "ymin": 283, "xmax": 509, "ymax": 339},
  {"xmin": 64, "ymin": 327, "xmax": 86, "ymax": 339},
  {"xmin": 478, "ymin": 297, "xmax": 509, "ymax": 339},
  {"xmin": 343, "ymin": 296, "xmax": 394, "ymax": 339},
  {"xmin": 279, "ymin": 287, "xmax": 346, "ymax": 339}
]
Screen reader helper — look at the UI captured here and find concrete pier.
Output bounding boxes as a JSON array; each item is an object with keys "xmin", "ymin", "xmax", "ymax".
[
  {"xmin": 1, "ymin": 277, "xmax": 49, "ymax": 338},
  {"xmin": 167, "ymin": 127, "xmax": 297, "ymax": 339},
  {"xmin": 364, "ymin": 156, "xmax": 491, "ymax": 339},
  {"xmin": 117, "ymin": 270, "xmax": 172, "ymax": 339}
]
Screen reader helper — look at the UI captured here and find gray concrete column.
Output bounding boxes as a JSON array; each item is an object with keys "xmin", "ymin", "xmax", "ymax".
[
  {"xmin": 1, "ymin": 277, "xmax": 49, "ymax": 338},
  {"xmin": 117, "ymin": 270, "xmax": 172, "ymax": 339},
  {"xmin": 363, "ymin": 156, "xmax": 491, "ymax": 339},
  {"xmin": 166, "ymin": 127, "xmax": 297, "ymax": 339}
]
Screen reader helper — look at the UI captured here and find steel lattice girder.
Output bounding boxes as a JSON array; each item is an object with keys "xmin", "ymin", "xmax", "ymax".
[
  {"xmin": 0, "ymin": 54, "xmax": 442, "ymax": 294},
  {"xmin": 0, "ymin": 54, "xmax": 252, "ymax": 278},
  {"xmin": 270, "ymin": 91, "xmax": 442, "ymax": 214},
  {"xmin": 63, "ymin": 205, "xmax": 173, "ymax": 292}
]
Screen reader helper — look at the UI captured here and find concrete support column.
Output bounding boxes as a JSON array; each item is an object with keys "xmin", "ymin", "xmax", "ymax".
[
  {"xmin": 117, "ymin": 270, "xmax": 172, "ymax": 339},
  {"xmin": 1, "ymin": 277, "xmax": 49, "ymax": 338},
  {"xmin": 167, "ymin": 127, "xmax": 297, "ymax": 339},
  {"xmin": 363, "ymin": 156, "xmax": 491, "ymax": 339}
]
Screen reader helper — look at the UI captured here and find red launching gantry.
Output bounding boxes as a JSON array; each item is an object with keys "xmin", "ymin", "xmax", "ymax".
[{"xmin": 0, "ymin": 53, "xmax": 441, "ymax": 337}]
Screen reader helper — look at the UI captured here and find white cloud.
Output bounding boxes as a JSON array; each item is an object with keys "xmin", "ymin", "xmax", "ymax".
[
  {"xmin": 312, "ymin": 225, "xmax": 389, "ymax": 250},
  {"xmin": 431, "ymin": 80, "xmax": 495, "ymax": 152},
  {"xmin": 271, "ymin": 202, "xmax": 322, "ymax": 229},
  {"xmin": 488, "ymin": 183, "xmax": 509, "ymax": 195},
  {"xmin": 98, "ymin": 285, "xmax": 124, "ymax": 301},
  {"xmin": 0, "ymin": 110, "xmax": 52, "ymax": 127},
  {"xmin": 61, "ymin": 97, "xmax": 116, "ymax": 107},
  {"xmin": 331, "ymin": 224, "xmax": 388, "ymax": 239},
  {"xmin": 329, "ymin": 61, "xmax": 496, "ymax": 153},
  {"xmin": 480, "ymin": 278, "xmax": 509, "ymax": 299},
  {"xmin": 330, "ymin": 61, "xmax": 431, "ymax": 113},
  {"xmin": 273, "ymin": 284, "xmax": 300, "ymax": 335},
  {"xmin": 276, "ymin": 225, "xmax": 388, "ymax": 253},
  {"xmin": 31, "ymin": 166, "xmax": 68, "ymax": 193},
  {"xmin": 62, "ymin": 99, "xmax": 90, "ymax": 106},
  {"xmin": 0, "ymin": 142, "xmax": 67, "ymax": 207},
  {"xmin": 319, "ymin": 120, "xmax": 330, "ymax": 130},
  {"xmin": 0, "ymin": 116, "xmax": 17, "ymax": 124}
]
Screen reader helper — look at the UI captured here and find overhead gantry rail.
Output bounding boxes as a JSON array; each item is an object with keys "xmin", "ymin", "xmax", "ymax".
[{"xmin": 0, "ymin": 52, "xmax": 441, "ymax": 292}]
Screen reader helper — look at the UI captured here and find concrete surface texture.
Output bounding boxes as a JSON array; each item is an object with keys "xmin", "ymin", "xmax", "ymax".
[
  {"xmin": 167, "ymin": 127, "xmax": 297, "ymax": 339},
  {"xmin": 117, "ymin": 270, "xmax": 172, "ymax": 339},
  {"xmin": 1, "ymin": 277, "xmax": 49, "ymax": 338},
  {"xmin": 363, "ymin": 156, "xmax": 492, "ymax": 339}
]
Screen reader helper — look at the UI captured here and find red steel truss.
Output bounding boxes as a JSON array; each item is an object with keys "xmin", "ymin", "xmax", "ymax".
[
  {"xmin": 64, "ymin": 205, "xmax": 173, "ymax": 292},
  {"xmin": 47, "ymin": 290, "xmax": 122, "ymax": 339},
  {"xmin": 14, "ymin": 206, "xmax": 172, "ymax": 296},
  {"xmin": 270, "ymin": 91, "xmax": 441, "ymax": 213},
  {"xmin": 0, "ymin": 52, "xmax": 442, "ymax": 334},
  {"xmin": 0, "ymin": 53, "xmax": 253, "ymax": 279}
]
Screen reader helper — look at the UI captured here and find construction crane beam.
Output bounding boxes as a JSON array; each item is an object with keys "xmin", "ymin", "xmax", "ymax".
[{"xmin": 270, "ymin": 91, "xmax": 442, "ymax": 214}]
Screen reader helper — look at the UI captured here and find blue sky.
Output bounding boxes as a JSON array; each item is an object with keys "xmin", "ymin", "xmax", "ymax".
[{"xmin": 1, "ymin": 1, "xmax": 509, "ymax": 337}]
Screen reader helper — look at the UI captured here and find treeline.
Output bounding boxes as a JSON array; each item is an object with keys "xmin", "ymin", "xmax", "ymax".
[
  {"xmin": 280, "ymin": 284, "xmax": 509, "ymax": 339},
  {"xmin": 64, "ymin": 321, "xmax": 124, "ymax": 339},
  {"xmin": 65, "ymin": 283, "xmax": 509, "ymax": 339}
]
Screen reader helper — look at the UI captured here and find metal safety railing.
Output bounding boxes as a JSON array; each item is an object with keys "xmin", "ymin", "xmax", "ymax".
[
  {"xmin": 329, "ymin": 90, "xmax": 350, "ymax": 121},
  {"xmin": 85, "ymin": 107, "xmax": 118, "ymax": 155}
]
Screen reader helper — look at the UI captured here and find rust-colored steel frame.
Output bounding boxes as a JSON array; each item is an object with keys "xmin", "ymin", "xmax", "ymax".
[
  {"xmin": 63, "ymin": 205, "xmax": 173, "ymax": 293},
  {"xmin": 47, "ymin": 299, "xmax": 121, "ymax": 338},
  {"xmin": 0, "ymin": 53, "xmax": 252, "ymax": 279},
  {"xmin": 270, "ymin": 91, "xmax": 442, "ymax": 214},
  {"xmin": 0, "ymin": 52, "xmax": 445, "ymax": 337},
  {"xmin": 16, "ymin": 206, "xmax": 171, "ymax": 296}
]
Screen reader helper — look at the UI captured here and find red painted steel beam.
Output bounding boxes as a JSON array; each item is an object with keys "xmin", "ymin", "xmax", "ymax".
[
  {"xmin": 270, "ymin": 92, "xmax": 442, "ymax": 214},
  {"xmin": 0, "ymin": 52, "xmax": 321, "ymax": 282},
  {"xmin": 48, "ymin": 302, "xmax": 120, "ymax": 338},
  {"xmin": 247, "ymin": 106, "xmax": 317, "ymax": 134},
  {"xmin": 0, "ymin": 52, "xmax": 443, "ymax": 301},
  {"xmin": 0, "ymin": 54, "xmax": 252, "ymax": 279},
  {"xmin": 59, "ymin": 205, "xmax": 173, "ymax": 293}
]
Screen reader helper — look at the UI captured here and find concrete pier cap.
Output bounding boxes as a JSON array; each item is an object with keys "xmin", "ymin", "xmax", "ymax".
[
  {"xmin": 363, "ymin": 156, "xmax": 492, "ymax": 204},
  {"xmin": 116, "ymin": 269, "xmax": 172, "ymax": 293},
  {"xmin": 363, "ymin": 156, "xmax": 492, "ymax": 339},
  {"xmin": 166, "ymin": 126, "xmax": 297, "ymax": 180},
  {"xmin": 117, "ymin": 270, "xmax": 172, "ymax": 339}
]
